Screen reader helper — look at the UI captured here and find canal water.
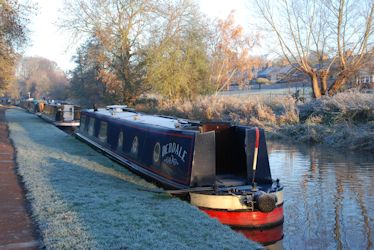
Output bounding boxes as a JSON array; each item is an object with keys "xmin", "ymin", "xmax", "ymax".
[{"xmin": 267, "ymin": 141, "xmax": 374, "ymax": 250}]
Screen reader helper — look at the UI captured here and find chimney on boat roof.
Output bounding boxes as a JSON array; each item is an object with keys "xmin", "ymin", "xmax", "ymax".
[{"xmin": 93, "ymin": 104, "xmax": 98, "ymax": 112}]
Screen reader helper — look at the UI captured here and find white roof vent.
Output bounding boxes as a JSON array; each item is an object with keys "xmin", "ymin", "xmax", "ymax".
[{"xmin": 106, "ymin": 105, "xmax": 128, "ymax": 112}]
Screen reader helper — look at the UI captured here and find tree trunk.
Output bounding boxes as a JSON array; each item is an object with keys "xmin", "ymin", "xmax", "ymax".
[
  {"xmin": 328, "ymin": 77, "xmax": 347, "ymax": 96},
  {"xmin": 309, "ymin": 73, "xmax": 322, "ymax": 98},
  {"xmin": 319, "ymin": 70, "xmax": 329, "ymax": 95}
]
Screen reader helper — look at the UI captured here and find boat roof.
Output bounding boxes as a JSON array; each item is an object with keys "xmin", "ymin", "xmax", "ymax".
[{"xmin": 86, "ymin": 106, "xmax": 200, "ymax": 129}]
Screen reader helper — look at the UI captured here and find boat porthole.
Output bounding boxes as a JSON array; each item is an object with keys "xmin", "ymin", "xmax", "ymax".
[
  {"xmin": 131, "ymin": 136, "xmax": 139, "ymax": 155},
  {"xmin": 153, "ymin": 142, "xmax": 161, "ymax": 163}
]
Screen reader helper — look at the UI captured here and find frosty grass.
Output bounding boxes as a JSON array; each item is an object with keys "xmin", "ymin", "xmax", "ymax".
[{"xmin": 6, "ymin": 109, "xmax": 260, "ymax": 249}]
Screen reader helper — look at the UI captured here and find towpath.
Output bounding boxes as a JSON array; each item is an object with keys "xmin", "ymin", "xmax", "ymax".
[
  {"xmin": 0, "ymin": 106, "xmax": 39, "ymax": 249},
  {"xmin": 4, "ymin": 107, "xmax": 259, "ymax": 249}
]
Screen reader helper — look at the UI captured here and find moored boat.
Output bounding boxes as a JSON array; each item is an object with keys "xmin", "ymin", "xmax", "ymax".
[
  {"xmin": 75, "ymin": 105, "xmax": 284, "ymax": 233},
  {"xmin": 19, "ymin": 98, "xmax": 36, "ymax": 112},
  {"xmin": 19, "ymin": 99, "xmax": 45, "ymax": 113},
  {"xmin": 39, "ymin": 102, "xmax": 80, "ymax": 127},
  {"xmin": 0, "ymin": 97, "xmax": 12, "ymax": 105}
]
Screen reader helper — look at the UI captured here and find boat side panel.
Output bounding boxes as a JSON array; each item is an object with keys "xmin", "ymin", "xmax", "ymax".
[
  {"xmin": 62, "ymin": 105, "xmax": 75, "ymax": 121},
  {"xmin": 80, "ymin": 111, "xmax": 196, "ymax": 186},
  {"xmin": 190, "ymin": 131, "xmax": 216, "ymax": 187},
  {"xmin": 40, "ymin": 104, "xmax": 58, "ymax": 123},
  {"xmin": 139, "ymin": 127, "xmax": 195, "ymax": 185},
  {"xmin": 215, "ymin": 126, "xmax": 247, "ymax": 178},
  {"xmin": 238, "ymin": 126, "xmax": 272, "ymax": 183}
]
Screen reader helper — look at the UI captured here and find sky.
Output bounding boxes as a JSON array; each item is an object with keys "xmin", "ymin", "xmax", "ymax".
[
  {"xmin": 25, "ymin": 0, "xmax": 74, "ymax": 70},
  {"xmin": 25, "ymin": 0, "xmax": 254, "ymax": 72}
]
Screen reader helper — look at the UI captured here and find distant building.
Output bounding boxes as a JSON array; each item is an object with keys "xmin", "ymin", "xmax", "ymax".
[
  {"xmin": 256, "ymin": 65, "xmax": 307, "ymax": 83},
  {"xmin": 355, "ymin": 71, "xmax": 374, "ymax": 88},
  {"xmin": 353, "ymin": 52, "xmax": 374, "ymax": 89}
]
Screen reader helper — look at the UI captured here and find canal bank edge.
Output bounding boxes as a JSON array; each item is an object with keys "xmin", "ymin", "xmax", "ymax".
[{"xmin": 5, "ymin": 107, "xmax": 261, "ymax": 249}]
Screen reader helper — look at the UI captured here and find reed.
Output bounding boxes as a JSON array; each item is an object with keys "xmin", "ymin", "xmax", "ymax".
[{"xmin": 136, "ymin": 91, "xmax": 374, "ymax": 151}]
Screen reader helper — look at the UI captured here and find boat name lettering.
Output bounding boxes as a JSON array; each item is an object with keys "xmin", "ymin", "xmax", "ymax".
[
  {"xmin": 163, "ymin": 155, "xmax": 179, "ymax": 166},
  {"xmin": 162, "ymin": 142, "xmax": 187, "ymax": 163}
]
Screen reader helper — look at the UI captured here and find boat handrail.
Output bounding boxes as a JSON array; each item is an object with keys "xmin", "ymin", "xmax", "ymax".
[
  {"xmin": 156, "ymin": 114, "xmax": 176, "ymax": 119},
  {"xmin": 106, "ymin": 105, "xmax": 137, "ymax": 113},
  {"xmin": 156, "ymin": 115, "xmax": 200, "ymax": 125}
]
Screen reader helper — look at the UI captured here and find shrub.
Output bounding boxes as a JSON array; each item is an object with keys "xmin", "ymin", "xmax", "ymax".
[{"xmin": 134, "ymin": 91, "xmax": 374, "ymax": 151}]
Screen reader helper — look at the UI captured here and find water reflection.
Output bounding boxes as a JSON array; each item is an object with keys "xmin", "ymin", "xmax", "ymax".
[
  {"xmin": 236, "ymin": 224, "xmax": 284, "ymax": 249},
  {"xmin": 267, "ymin": 141, "xmax": 374, "ymax": 249}
]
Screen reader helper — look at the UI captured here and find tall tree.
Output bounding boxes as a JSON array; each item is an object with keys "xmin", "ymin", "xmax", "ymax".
[
  {"xmin": 145, "ymin": 1, "xmax": 212, "ymax": 101},
  {"xmin": 69, "ymin": 39, "xmax": 120, "ymax": 107},
  {"xmin": 61, "ymin": 0, "xmax": 211, "ymax": 104},
  {"xmin": 209, "ymin": 11, "xmax": 261, "ymax": 95},
  {"xmin": 256, "ymin": 0, "xmax": 374, "ymax": 98},
  {"xmin": 17, "ymin": 57, "xmax": 69, "ymax": 99},
  {"xmin": 60, "ymin": 0, "xmax": 154, "ymax": 104},
  {"xmin": 61, "ymin": 1, "xmax": 170, "ymax": 103},
  {"xmin": 0, "ymin": 0, "xmax": 31, "ymax": 94}
]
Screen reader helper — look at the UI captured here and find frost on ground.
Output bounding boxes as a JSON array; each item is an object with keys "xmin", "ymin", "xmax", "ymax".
[{"xmin": 6, "ymin": 109, "xmax": 259, "ymax": 250}]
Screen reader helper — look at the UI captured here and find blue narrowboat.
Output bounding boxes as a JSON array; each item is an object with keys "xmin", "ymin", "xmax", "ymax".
[{"xmin": 75, "ymin": 105, "xmax": 284, "ymax": 238}]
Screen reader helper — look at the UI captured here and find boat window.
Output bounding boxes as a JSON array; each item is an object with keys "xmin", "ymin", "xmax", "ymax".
[
  {"xmin": 118, "ymin": 131, "xmax": 124, "ymax": 150},
  {"xmin": 88, "ymin": 117, "xmax": 95, "ymax": 136},
  {"xmin": 98, "ymin": 121, "xmax": 107, "ymax": 142},
  {"xmin": 74, "ymin": 107, "xmax": 81, "ymax": 120},
  {"xmin": 80, "ymin": 115, "xmax": 86, "ymax": 131},
  {"xmin": 131, "ymin": 136, "xmax": 139, "ymax": 156}
]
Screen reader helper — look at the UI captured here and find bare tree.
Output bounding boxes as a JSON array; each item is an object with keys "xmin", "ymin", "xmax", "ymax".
[
  {"xmin": 60, "ymin": 0, "xmax": 153, "ymax": 103},
  {"xmin": 209, "ymin": 11, "xmax": 261, "ymax": 95},
  {"xmin": 255, "ymin": 0, "xmax": 374, "ymax": 98},
  {"xmin": 17, "ymin": 57, "xmax": 69, "ymax": 99},
  {"xmin": 69, "ymin": 39, "xmax": 121, "ymax": 107},
  {"xmin": 60, "ymin": 0, "xmax": 204, "ymax": 104}
]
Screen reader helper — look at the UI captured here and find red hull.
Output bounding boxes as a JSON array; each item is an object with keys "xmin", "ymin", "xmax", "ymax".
[
  {"xmin": 200, "ymin": 205, "xmax": 284, "ymax": 228},
  {"xmin": 236, "ymin": 224, "xmax": 283, "ymax": 245}
]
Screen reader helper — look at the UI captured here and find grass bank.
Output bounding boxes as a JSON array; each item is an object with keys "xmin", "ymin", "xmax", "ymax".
[
  {"xmin": 135, "ymin": 91, "xmax": 374, "ymax": 152},
  {"xmin": 6, "ymin": 108, "xmax": 258, "ymax": 249}
]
